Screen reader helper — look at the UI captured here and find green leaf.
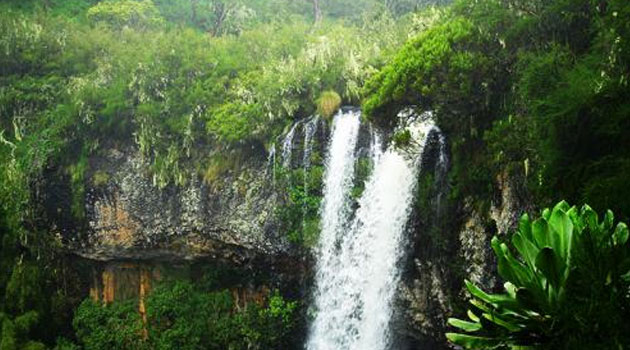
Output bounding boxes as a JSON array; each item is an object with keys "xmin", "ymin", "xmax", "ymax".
[
  {"xmin": 613, "ymin": 222, "xmax": 629, "ymax": 246},
  {"xmin": 494, "ymin": 240, "xmax": 535, "ymax": 287},
  {"xmin": 512, "ymin": 232, "xmax": 539, "ymax": 268},
  {"xmin": 515, "ymin": 288, "xmax": 540, "ymax": 312},
  {"xmin": 553, "ymin": 200, "xmax": 570, "ymax": 213},
  {"xmin": 465, "ymin": 280, "xmax": 519, "ymax": 309},
  {"xmin": 519, "ymin": 213, "xmax": 533, "ymax": 241},
  {"xmin": 504, "ymin": 282, "xmax": 517, "ymax": 299},
  {"xmin": 532, "ymin": 218, "xmax": 549, "ymax": 249},
  {"xmin": 481, "ymin": 312, "xmax": 523, "ymax": 332},
  {"xmin": 601, "ymin": 210, "xmax": 614, "ymax": 232},
  {"xmin": 535, "ymin": 247, "xmax": 563, "ymax": 290},
  {"xmin": 581, "ymin": 204, "xmax": 598, "ymax": 234},
  {"xmin": 467, "ymin": 310, "xmax": 480, "ymax": 322},
  {"xmin": 448, "ymin": 318, "xmax": 482, "ymax": 332},
  {"xmin": 470, "ymin": 299, "xmax": 493, "ymax": 314},
  {"xmin": 567, "ymin": 206, "xmax": 581, "ymax": 233},
  {"xmin": 542, "ymin": 208, "xmax": 551, "ymax": 221},
  {"xmin": 445, "ymin": 333, "xmax": 503, "ymax": 348},
  {"xmin": 548, "ymin": 206, "xmax": 573, "ymax": 261}
]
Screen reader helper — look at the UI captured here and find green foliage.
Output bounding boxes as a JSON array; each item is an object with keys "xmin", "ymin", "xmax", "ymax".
[
  {"xmin": 0, "ymin": 312, "xmax": 46, "ymax": 350},
  {"xmin": 92, "ymin": 170, "xmax": 110, "ymax": 187},
  {"xmin": 227, "ymin": 290, "xmax": 298, "ymax": 350},
  {"xmin": 73, "ymin": 300, "xmax": 146, "ymax": 350},
  {"xmin": 392, "ymin": 129, "xmax": 412, "ymax": 148},
  {"xmin": 72, "ymin": 282, "xmax": 298, "ymax": 350},
  {"xmin": 363, "ymin": 0, "xmax": 630, "ymax": 220},
  {"xmin": 0, "ymin": 0, "xmax": 410, "ymax": 193},
  {"xmin": 351, "ymin": 157, "xmax": 374, "ymax": 200},
  {"xmin": 53, "ymin": 337, "xmax": 81, "ymax": 350},
  {"xmin": 276, "ymin": 166, "xmax": 324, "ymax": 247},
  {"xmin": 363, "ymin": 13, "xmax": 491, "ymax": 125},
  {"xmin": 206, "ymin": 102, "xmax": 263, "ymax": 144},
  {"xmin": 447, "ymin": 201, "xmax": 630, "ymax": 349},
  {"xmin": 68, "ymin": 150, "xmax": 87, "ymax": 219},
  {"xmin": 87, "ymin": 0, "xmax": 164, "ymax": 29},
  {"xmin": 0, "ymin": 7, "xmax": 408, "ymax": 345},
  {"xmin": 316, "ymin": 90, "xmax": 341, "ymax": 119},
  {"xmin": 146, "ymin": 282, "xmax": 233, "ymax": 350}
]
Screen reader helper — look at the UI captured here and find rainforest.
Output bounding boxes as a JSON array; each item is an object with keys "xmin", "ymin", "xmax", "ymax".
[{"xmin": 1, "ymin": 0, "xmax": 629, "ymax": 349}]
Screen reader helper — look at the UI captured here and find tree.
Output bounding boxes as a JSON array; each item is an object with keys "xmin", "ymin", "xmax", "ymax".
[
  {"xmin": 0, "ymin": 312, "xmax": 46, "ymax": 350},
  {"xmin": 311, "ymin": 0, "xmax": 322, "ymax": 23},
  {"xmin": 87, "ymin": 0, "xmax": 164, "ymax": 29},
  {"xmin": 186, "ymin": 0, "xmax": 253, "ymax": 36}
]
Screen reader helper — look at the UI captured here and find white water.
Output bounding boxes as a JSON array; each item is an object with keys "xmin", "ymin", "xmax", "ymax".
[
  {"xmin": 307, "ymin": 110, "xmax": 437, "ymax": 350},
  {"xmin": 307, "ymin": 109, "xmax": 361, "ymax": 349},
  {"xmin": 303, "ymin": 116, "xmax": 319, "ymax": 171},
  {"xmin": 267, "ymin": 142, "xmax": 276, "ymax": 181},
  {"xmin": 302, "ymin": 116, "xmax": 320, "ymax": 226},
  {"xmin": 282, "ymin": 121, "xmax": 301, "ymax": 168}
]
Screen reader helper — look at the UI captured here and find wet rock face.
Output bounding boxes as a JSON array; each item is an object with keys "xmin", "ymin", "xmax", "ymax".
[
  {"xmin": 61, "ymin": 146, "xmax": 290, "ymax": 262},
  {"xmin": 397, "ymin": 134, "xmax": 532, "ymax": 349}
]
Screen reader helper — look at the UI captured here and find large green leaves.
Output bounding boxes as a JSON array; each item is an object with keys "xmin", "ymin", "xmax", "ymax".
[{"xmin": 446, "ymin": 201, "xmax": 630, "ymax": 349}]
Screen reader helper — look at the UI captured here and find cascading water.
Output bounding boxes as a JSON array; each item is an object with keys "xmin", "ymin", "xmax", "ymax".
[
  {"xmin": 369, "ymin": 125, "xmax": 383, "ymax": 163},
  {"xmin": 282, "ymin": 121, "xmax": 301, "ymax": 168},
  {"xmin": 267, "ymin": 142, "xmax": 276, "ymax": 181},
  {"xmin": 303, "ymin": 116, "xmax": 319, "ymax": 171},
  {"xmin": 307, "ymin": 110, "xmax": 439, "ymax": 350},
  {"xmin": 307, "ymin": 109, "xmax": 362, "ymax": 349},
  {"xmin": 434, "ymin": 132, "xmax": 449, "ymax": 214},
  {"xmin": 302, "ymin": 116, "xmax": 320, "ymax": 225}
]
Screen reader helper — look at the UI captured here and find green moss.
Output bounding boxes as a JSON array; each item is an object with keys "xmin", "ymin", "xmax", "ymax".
[
  {"xmin": 351, "ymin": 157, "xmax": 373, "ymax": 200},
  {"xmin": 201, "ymin": 152, "xmax": 246, "ymax": 188},
  {"xmin": 68, "ymin": 152, "xmax": 88, "ymax": 219},
  {"xmin": 91, "ymin": 171, "xmax": 109, "ymax": 187},
  {"xmin": 276, "ymin": 165, "xmax": 324, "ymax": 248}
]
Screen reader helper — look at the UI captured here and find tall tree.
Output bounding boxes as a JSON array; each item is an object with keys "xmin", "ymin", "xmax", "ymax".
[
  {"xmin": 191, "ymin": 0, "xmax": 198, "ymax": 24},
  {"xmin": 312, "ymin": 0, "xmax": 322, "ymax": 23}
]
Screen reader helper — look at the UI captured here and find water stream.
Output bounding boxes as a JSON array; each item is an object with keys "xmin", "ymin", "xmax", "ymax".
[{"xmin": 307, "ymin": 109, "xmax": 439, "ymax": 350}]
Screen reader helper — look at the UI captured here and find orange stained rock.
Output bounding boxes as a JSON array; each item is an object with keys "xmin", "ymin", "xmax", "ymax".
[
  {"xmin": 102, "ymin": 269, "xmax": 115, "ymax": 304},
  {"xmin": 94, "ymin": 196, "xmax": 139, "ymax": 247}
]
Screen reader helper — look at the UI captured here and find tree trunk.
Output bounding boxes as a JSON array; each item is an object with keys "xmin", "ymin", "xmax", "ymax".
[
  {"xmin": 312, "ymin": 0, "xmax": 322, "ymax": 24},
  {"xmin": 211, "ymin": 2, "xmax": 228, "ymax": 36},
  {"xmin": 191, "ymin": 0, "xmax": 199, "ymax": 25}
]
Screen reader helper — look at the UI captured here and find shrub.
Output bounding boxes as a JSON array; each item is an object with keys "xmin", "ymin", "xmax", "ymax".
[
  {"xmin": 446, "ymin": 201, "xmax": 630, "ymax": 349},
  {"xmin": 73, "ymin": 300, "xmax": 146, "ymax": 350},
  {"xmin": 316, "ymin": 90, "xmax": 342, "ymax": 119},
  {"xmin": 87, "ymin": 0, "xmax": 163, "ymax": 29}
]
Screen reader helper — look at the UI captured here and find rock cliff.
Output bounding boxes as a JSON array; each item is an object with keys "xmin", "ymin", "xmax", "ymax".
[{"xmin": 39, "ymin": 112, "xmax": 530, "ymax": 348}]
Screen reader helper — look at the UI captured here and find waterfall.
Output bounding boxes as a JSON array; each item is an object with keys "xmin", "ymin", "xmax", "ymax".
[
  {"xmin": 282, "ymin": 121, "xmax": 301, "ymax": 168},
  {"xmin": 267, "ymin": 142, "xmax": 276, "ymax": 182},
  {"xmin": 369, "ymin": 125, "xmax": 383, "ymax": 163},
  {"xmin": 307, "ymin": 110, "xmax": 439, "ymax": 350},
  {"xmin": 303, "ymin": 116, "xmax": 320, "ymax": 225},
  {"xmin": 434, "ymin": 131, "xmax": 448, "ymax": 215},
  {"xmin": 303, "ymin": 116, "xmax": 319, "ymax": 171},
  {"xmin": 307, "ymin": 109, "xmax": 361, "ymax": 348}
]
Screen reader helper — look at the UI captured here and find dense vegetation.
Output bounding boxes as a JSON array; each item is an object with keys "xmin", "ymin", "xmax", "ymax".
[
  {"xmin": 447, "ymin": 201, "xmax": 630, "ymax": 349},
  {"xmin": 72, "ymin": 281, "xmax": 297, "ymax": 350},
  {"xmin": 360, "ymin": 1, "xmax": 630, "ymax": 348},
  {"xmin": 0, "ymin": 0, "xmax": 424, "ymax": 348},
  {"xmin": 1, "ymin": 0, "xmax": 630, "ymax": 348},
  {"xmin": 363, "ymin": 0, "xmax": 630, "ymax": 221}
]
